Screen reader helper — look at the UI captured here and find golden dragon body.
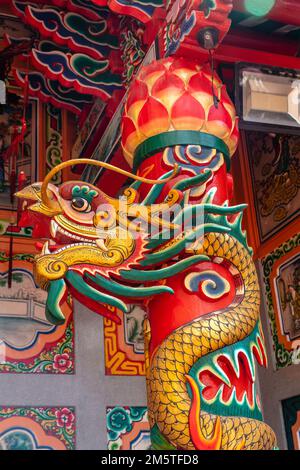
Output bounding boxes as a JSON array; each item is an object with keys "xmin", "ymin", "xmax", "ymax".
[{"xmin": 145, "ymin": 233, "xmax": 277, "ymax": 450}]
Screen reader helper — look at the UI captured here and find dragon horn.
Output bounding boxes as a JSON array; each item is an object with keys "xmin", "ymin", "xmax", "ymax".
[{"xmin": 41, "ymin": 159, "xmax": 180, "ymax": 209}]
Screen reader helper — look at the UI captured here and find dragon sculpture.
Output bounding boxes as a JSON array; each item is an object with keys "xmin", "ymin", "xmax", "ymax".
[{"xmin": 16, "ymin": 57, "xmax": 277, "ymax": 450}]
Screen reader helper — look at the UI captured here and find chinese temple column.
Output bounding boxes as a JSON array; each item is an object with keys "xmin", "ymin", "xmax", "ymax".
[{"xmin": 121, "ymin": 57, "xmax": 277, "ymax": 450}]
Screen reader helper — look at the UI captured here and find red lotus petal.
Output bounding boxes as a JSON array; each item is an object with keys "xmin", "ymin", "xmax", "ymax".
[
  {"xmin": 138, "ymin": 61, "xmax": 167, "ymax": 90},
  {"xmin": 201, "ymin": 63, "xmax": 222, "ymax": 86},
  {"xmin": 138, "ymin": 97, "xmax": 170, "ymax": 137},
  {"xmin": 171, "ymin": 92, "xmax": 205, "ymax": 130},
  {"xmin": 125, "ymin": 80, "xmax": 149, "ymax": 119},
  {"xmin": 206, "ymin": 102, "xmax": 233, "ymax": 138},
  {"xmin": 188, "ymin": 71, "xmax": 217, "ymax": 96},
  {"xmin": 121, "ymin": 115, "xmax": 138, "ymax": 153},
  {"xmin": 152, "ymin": 71, "xmax": 185, "ymax": 108},
  {"xmin": 188, "ymin": 72, "xmax": 217, "ymax": 111},
  {"xmin": 227, "ymin": 117, "xmax": 239, "ymax": 155},
  {"xmin": 169, "ymin": 57, "xmax": 198, "ymax": 74},
  {"xmin": 220, "ymin": 84, "xmax": 232, "ymax": 106}
]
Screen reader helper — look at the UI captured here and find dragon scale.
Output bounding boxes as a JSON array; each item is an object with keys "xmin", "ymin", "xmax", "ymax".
[{"xmin": 145, "ymin": 232, "xmax": 276, "ymax": 450}]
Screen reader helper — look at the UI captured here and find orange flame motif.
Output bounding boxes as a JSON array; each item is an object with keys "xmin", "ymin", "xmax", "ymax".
[
  {"xmin": 186, "ymin": 374, "xmax": 222, "ymax": 450},
  {"xmin": 186, "ymin": 375, "xmax": 245, "ymax": 450}
]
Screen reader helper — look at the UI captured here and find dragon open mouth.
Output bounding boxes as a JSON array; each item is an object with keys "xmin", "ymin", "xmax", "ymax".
[{"xmin": 37, "ymin": 219, "xmax": 109, "ymax": 255}]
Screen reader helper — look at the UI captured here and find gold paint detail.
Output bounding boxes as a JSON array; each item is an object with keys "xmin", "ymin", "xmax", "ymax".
[{"xmin": 35, "ymin": 228, "xmax": 135, "ymax": 282}]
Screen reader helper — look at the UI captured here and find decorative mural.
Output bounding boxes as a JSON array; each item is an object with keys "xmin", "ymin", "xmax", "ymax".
[
  {"xmin": 2, "ymin": 224, "xmax": 32, "ymax": 238},
  {"xmin": 262, "ymin": 234, "xmax": 300, "ymax": 369},
  {"xmin": 106, "ymin": 406, "xmax": 150, "ymax": 450},
  {"xmin": 14, "ymin": 70, "xmax": 93, "ymax": 116},
  {"xmin": 0, "ymin": 252, "xmax": 74, "ymax": 373},
  {"xmin": 282, "ymin": 395, "xmax": 300, "ymax": 450},
  {"xmin": 45, "ymin": 103, "xmax": 63, "ymax": 185},
  {"xmin": 12, "ymin": 1, "xmax": 123, "ymax": 101},
  {"xmin": 2, "ymin": 0, "xmax": 297, "ymax": 453},
  {"xmin": 0, "ymin": 99, "xmax": 38, "ymax": 210},
  {"xmin": 162, "ymin": 0, "xmax": 233, "ymax": 57},
  {"xmin": 0, "ymin": 406, "xmax": 75, "ymax": 450},
  {"xmin": 84, "ymin": 97, "xmax": 123, "ymax": 183},
  {"xmin": 92, "ymin": 0, "xmax": 164, "ymax": 24},
  {"xmin": 24, "ymin": 5, "xmax": 118, "ymax": 60},
  {"xmin": 245, "ymin": 132, "xmax": 300, "ymax": 243},
  {"xmin": 277, "ymin": 256, "xmax": 300, "ymax": 338},
  {"xmin": 120, "ymin": 18, "xmax": 145, "ymax": 85},
  {"xmin": 0, "ymin": 11, "xmax": 33, "ymax": 42},
  {"xmin": 71, "ymin": 99, "xmax": 105, "ymax": 159},
  {"xmin": 104, "ymin": 305, "xmax": 145, "ymax": 376},
  {"xmin": 16, "ymin": 55, "xmax": 277, "ymax": 449}
]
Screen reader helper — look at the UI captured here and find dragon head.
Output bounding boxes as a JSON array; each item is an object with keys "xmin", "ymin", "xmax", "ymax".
[
  {"xmin": 16, "ymin": 159, "xmax": 247, "ymax": 326},
  {"xmin": 15, "ymin": 159, "xmax": 184, "ymax": 323},
  {"xmin": 17, "ymin": 178, "xmax": 140, "ymax": 284}
]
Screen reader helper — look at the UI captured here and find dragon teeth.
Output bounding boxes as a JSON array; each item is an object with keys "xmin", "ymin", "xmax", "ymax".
[
  {"xmin": 51, "ymin": 219, "xmax": 97, "ymax": 242},
  {"xmin": 42, "ymin": 241, "xmax": 50, "ymax": 255},
  {"xmin": 51, "ymin": 220, "xmax": 58, "ymax": 237},
  {"xmin": 54, "ymin": 242, "xmax": 96, "ymax": 254},
  {"xmin": 96, "ymin": 238, "xmax": 108, "ymax": 251},
  {"xmin": 46, "ymin": 219, "xmax": 104, "ymax": 254}
]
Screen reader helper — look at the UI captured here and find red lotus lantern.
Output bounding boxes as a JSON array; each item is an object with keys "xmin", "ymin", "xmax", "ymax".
[{"xmin": 122, "ymin": 57, "xmax": 239, "ymax": 204}]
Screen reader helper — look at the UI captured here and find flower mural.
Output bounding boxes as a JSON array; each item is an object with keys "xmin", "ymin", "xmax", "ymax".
[
  {"xmin": 55, "ymin": 408, "xmax": 75, "ymax": 430},
  {"xmin": 53, "ymin": 353, "xmax": 73, "ymax": 373},
  {"xmin": 0, "ymin": 407, "xmax": 76, "ymax": 450},
  {"xmin": 106, "ymin": 406, "xmax": 150, "ymax": 450}
]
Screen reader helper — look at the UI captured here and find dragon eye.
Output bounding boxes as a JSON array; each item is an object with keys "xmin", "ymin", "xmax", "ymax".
[{"xmin": 71, "ymin": 197, "xmax": 91, "ymax": 213}]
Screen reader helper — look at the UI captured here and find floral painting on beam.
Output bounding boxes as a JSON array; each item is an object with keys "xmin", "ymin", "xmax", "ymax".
[
  {"xmin": 0, "ymin": 252, "xmax": 74, "ymax": 373},
  {"xmin": 0, "ymin": 406, "xmax": 75, "ymax": 450},
  {"xmin": 0, "ymin": 100, "xmax": 38, "ymax": 210},
  {"xmin": 106, "ymin": 406, "xmax": 150, "ymax": 450}
]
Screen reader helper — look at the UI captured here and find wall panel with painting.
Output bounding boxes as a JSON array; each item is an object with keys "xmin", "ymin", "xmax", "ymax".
[{"xmin": 233, "ymin": 129, "xmax": 300, "ymax": 448}]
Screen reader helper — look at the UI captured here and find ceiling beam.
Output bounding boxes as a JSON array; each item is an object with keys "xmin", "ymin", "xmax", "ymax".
[
  {"xmin": 181, "ymin": 39, "xmax": 300, "ymax": 69},
  {"xmin": 225, "ymin": 25, "xmax": 299, "ymax": 56}
]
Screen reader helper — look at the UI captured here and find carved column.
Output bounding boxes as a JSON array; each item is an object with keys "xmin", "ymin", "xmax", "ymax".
[{"xmin": 121, "ymin": 56, "xmax": 277, "ymax": 450}]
